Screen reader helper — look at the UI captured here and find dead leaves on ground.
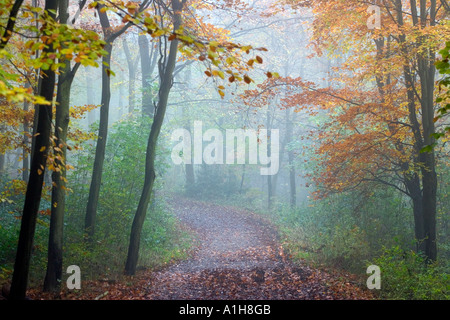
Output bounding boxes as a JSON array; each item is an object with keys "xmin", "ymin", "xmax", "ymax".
[
  {"xmin": 27, "ymin": 198, "xmax": 374, "ymax": 300},
  {"xmin": 28, "ymin": 264, "xmax": 373, "ymax": 300}
]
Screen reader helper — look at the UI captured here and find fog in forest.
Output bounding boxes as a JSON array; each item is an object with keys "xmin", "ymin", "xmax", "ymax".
[{"xmin": 0, "ymin": 0, "xmax": 449, "ymax": 302}]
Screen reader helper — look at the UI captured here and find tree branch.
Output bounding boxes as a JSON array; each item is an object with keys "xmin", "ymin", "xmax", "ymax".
[{"xmin": 0, "ymin": 0, "xmax": 25, "ymax": 49}]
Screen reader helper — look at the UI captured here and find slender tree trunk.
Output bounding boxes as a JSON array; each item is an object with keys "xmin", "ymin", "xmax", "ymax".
[
  {"xmin": 374, "ymin": 33, "xmax": 426, "ymax": 253},
  {"xmin": 418, "ymin": 54, "xmax": 438, "ymax": 262},
  {"xmin": 266, "ymin": 108, "xmax": 273, "ymax": 209},
  {"xmin": 30, "ymin": 0, "xmax": 40, "ymax": 156},
  {"xmin": 86, "ymin": 67, "xmax": 96, "ymax": 126},
  {"xmin": 139, "ymin": 34, "xmax": 153, "ymax": 117},
  {"xmin": 0, "ymin": 0, "xmax": 24, "ymax": 49},
  {"xmin": 85, "ymin": 4, "xmax": 131, "ymax": 241},
  {"xmin": 125, "ymin": 0, "xmax": 183, "ymax": 275},
  {"xmin": 286, "ymin": 109, "xmax": 296, "ymax": 208},
  {"xmin": 394, "ymin": 0, "xmax": 438, "ymax": 261},
  {"xmin": 184, "ymin": 119, "xmax": 195, "ymax": 195},
  {"xmin": 417, "ymin": 1, "xmax": 437, "ymax": 261},
  {"xmin": 31, "ymin": 85, "xmax": 40, "ymax": 158},
  {"xmin": 23, "ymin": 83, "xmax": 30, "ymax": 183},
  {"xmin": 84, "ymin": 42, "xmax": 112, "ymax": 241},
  {"xmin": 182, "ymin": 69, "xmax": 194, "ymax": 194},
  {"xmin": 239, "ymin": 164, "xmax": 245, "ymax": 194},
  {"xmin": 9, "ymin": 0, "xmax": 58, "ymax": 300},
  {"xmin": 0, "ymin": 153, "xmax": 4, "ymax": 176},
  {"xmin": 43, "ymin": 0, "xmax": 78, "ymax": 292},
  {"xmin": 404, "ymin": 174, "xmax": 426, "ymax": 252},
  {"xmin": 123, "ymin": 38, "xmax": 136, "ymax": 114},
  {"xmin": 0, "ymin": 124, "xmax": 5, "ymax": 176}
]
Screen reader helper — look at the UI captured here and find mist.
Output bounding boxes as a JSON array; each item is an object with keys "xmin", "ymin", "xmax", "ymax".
[{"xmin": 0, "ymin": 0, "xmax": 448, "ymax": 304}]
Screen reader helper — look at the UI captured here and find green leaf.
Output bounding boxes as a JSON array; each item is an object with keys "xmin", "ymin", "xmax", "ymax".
[{"xmin": 420, "ymin": 144, "xmax": 436, "ymax": 153}]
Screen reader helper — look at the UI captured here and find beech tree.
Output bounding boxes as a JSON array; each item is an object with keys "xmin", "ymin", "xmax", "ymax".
[
  {"xmin": 9, "ymin": 0, "xmax": 59, "ymax": 300},
  {"xmin": 43, "ymin": 0, "xmax": 89, "ymax": 293},
  {"xmin": 277, "ymin": 0, "xmax": 449, "ymax": 261},
  {"xmin": 125, "ymin": 0, "xmax": 185, "ymax": 275},
  {"xmin": 1, "ymin": 0, "xmax": 107, "ymax": 299},
  {"xmin": 84, "ymin": 1, "xmax": 149, "ymax": 241}
]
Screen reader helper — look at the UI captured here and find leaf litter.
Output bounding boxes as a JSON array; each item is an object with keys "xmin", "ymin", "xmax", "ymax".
[{"xmin": 28, "ymin": 197, "xmax": 374, "ymax": 300}]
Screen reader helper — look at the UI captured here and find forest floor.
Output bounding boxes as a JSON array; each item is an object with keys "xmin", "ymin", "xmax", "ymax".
[{"xmin": 29, "ymin": 197, "xmax": 375, "ymax": 300}]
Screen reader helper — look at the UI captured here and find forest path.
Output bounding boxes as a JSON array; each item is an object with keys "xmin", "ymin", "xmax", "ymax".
[
  {"xmin": 137, "ymin": 197, "xmax": 372, "ymax": 300},
  {"xmin": 29, "ymin": 197, "xmax": 373, "ymax": 300}
]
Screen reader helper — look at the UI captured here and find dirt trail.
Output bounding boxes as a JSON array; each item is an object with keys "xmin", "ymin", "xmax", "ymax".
[
  {"xmin": 28, "ymin": 197, "xmax": 373, "ymax": 300},
  {"xmin": 140, "ymin": 197, "xmax": 372, "ymax": 300},
  {"xmin": 169, "ymin": 197, "xmax": 283, "ymax": 272}
]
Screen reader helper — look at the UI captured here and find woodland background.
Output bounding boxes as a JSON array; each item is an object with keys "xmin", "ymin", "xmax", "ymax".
[{"xmin": 0, "ymin": 0, "xmax": 449, "ymax": 300}]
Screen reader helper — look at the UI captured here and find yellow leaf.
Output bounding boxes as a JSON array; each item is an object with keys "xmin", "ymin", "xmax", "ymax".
[
  {"xmin": 226, "ymin": 56, "xmax": 235, "ymax": 65},
  {"xmin": 212, "ymin": 70, "xmax": 225, "ymax": 79}
]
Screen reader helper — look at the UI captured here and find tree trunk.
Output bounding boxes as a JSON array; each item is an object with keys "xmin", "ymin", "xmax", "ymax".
[
  {"xmin": 416, "ymin": 0, "xmax": 438, "ymax": 262},
  {"xmin": 86, "ymin": 67, "xmax": 96, "ymax": 126},
  {"xmin": 418, "ymin": 55, "xmax": 438, "ymax": 262},
  {"xmin": 85, "ymin": 4, "xmax": 131, "ymax": 241},
  {"xmin": 239, "ymin": 164, "xmax": 245, "ymax": 194},
  {"xmin": 395, "ymin": 0, "xmax": 438, "ymax": 262},
  {"xmin": 84, "ymin": 42, "xmax": 112, "ymax": 241},
  {"xmin": 23, "ymin": 83, "xmax": 30, "ymax": 182},
  {"xmin": 0, "ymin": 124, "xmax": 5, "ymax": 176},
  {"xmin": 43, "ymin": 0, "xmax": 77, "ymax": 292},
  {"xmin": 286, "ymin": 109, "xmax": 296, "ymax": 208},
  {"xmin": 31, "ymin": 85, "xmax": 40, "ymax": 159},
  {"xmin": 0, "ymin": 152, "xmax": 4, "ymax": 176},
  {"xmin": 266, "ymin": 108, "xmax": 273, "ymax": 209},
  {"xmin": 125, "ymin": 0, "xmax": 183, "ymax": 275},
  {"xmin": 9, "ymin": 0, "xmax": 58, "ymax": 300},
  {"xmin": 123, "ymin": 38, "xmax": 136, "ymax": 114},
  {"xmin": 184, "ymin": 118, "xmax": 195, "ymax": 195},
  {"xmin": 182, "ymin": 69, "xmax": 194, "ymax": 194},
  {"xmin": 0, "ymin": 0, "xmax": 24, "ymax": 49},
  {"xmin": 118, "ymin": 72, "xmax": 124, "ymax": 118},
  {"xmin": 405, "ymin": 174, "xmax": 426, "ymax": 253},
  {"xmin": 139, "ymin": 34, "xmax": 153, "ymax": 117}
]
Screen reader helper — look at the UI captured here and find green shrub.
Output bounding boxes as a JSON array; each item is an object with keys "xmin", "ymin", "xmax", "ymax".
[
  {"xmin": 62, "ymin": 115, "xmax": 188, "ymax": 278},
  {"xmin": 370, "ymin": 246, "xmax": 449, "ymax": 300},
  {"xmin": 0, "ymin": 180, "xmax": 51, "ymax": 285}
]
